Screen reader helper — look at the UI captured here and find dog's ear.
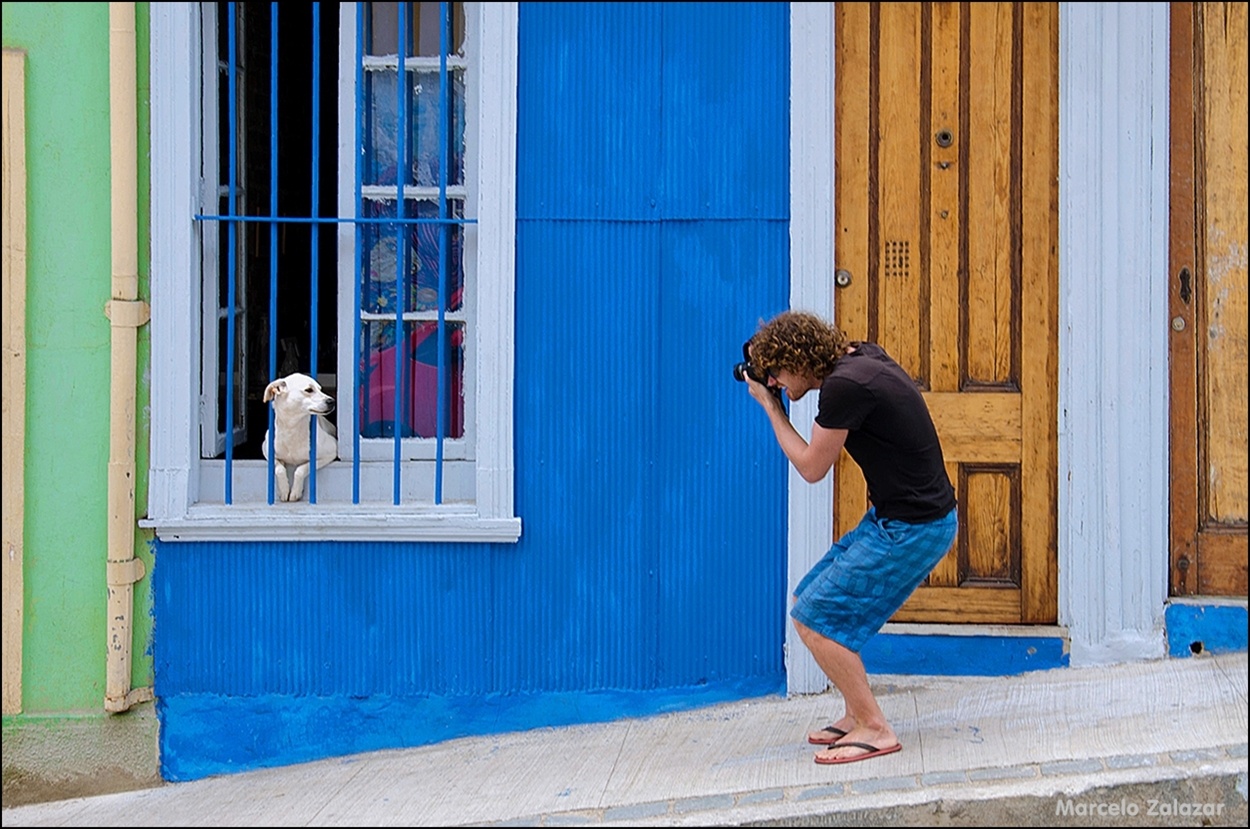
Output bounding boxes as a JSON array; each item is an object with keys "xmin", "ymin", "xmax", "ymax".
[{"xmin": 263, "ymin": 379, "xmax": 286, "ymax": 403}]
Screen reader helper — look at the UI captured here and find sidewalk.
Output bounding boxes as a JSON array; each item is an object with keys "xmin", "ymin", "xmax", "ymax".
[{"xmin": 3, "ymin": 650, "xmax": 1246, "ymax": 827}]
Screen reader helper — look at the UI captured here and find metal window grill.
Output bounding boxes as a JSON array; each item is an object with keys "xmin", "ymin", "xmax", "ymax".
[{"xmin": 196, "ymin": 1, "xmax": 471, "ymax": 507}]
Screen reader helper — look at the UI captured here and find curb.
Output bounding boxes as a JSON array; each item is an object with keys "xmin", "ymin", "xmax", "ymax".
[{"xmin": 491, "ymin": 744, "xmax": 1249, "ymax": 827}]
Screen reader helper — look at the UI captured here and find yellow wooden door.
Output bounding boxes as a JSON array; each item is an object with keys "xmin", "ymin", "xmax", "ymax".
[
  {"xmin": 833, "ymin": 2, "xmax": 1058, "ymax": 623},
  {"xmin": 1169, "ymin": 2, "xmax": 1249, "ymax": 598}
]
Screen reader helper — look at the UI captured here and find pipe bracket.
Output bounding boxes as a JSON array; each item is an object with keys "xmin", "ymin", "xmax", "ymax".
[
  {"xmin": 105, "ymin": 686, "xmax": 154, "ymax": 714},
  {"xmin": 104, "ymin": 298, "xmax": 151, "ymax": 328},
  {"xmin": 107, "ymin": 556, "xmax": 146, "ymax": 585}
]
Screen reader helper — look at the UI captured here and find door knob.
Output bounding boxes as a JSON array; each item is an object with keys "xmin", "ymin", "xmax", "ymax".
[{"xmin": 835, "ymin": 269, "xmax": 852, "ymax": 288}]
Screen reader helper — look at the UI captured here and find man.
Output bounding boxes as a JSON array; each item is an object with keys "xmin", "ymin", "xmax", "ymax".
[{"xmin": 743, "ymin": 310, "xmax": 957, "ymax": 765}]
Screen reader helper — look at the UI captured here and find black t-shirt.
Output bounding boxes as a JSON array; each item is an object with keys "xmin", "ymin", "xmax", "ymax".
[{"xmin": 815, "ymin": 342, "xmax": 956, "ymax": 522}]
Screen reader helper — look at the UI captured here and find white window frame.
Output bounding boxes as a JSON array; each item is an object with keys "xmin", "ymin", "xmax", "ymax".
[
  {"xmin": 145, "ymin": 2, "xmax": 520, "ymax": 543},
  {"xmin": 338, "ymin": 5, "xmax": 474, "ymax": 472}
]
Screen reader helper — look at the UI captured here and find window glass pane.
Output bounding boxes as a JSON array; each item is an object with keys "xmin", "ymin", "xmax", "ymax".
[
  {"xmin": 359, "ymin": 320, "xmax": 464, "ymax": 439},
  {"xmin": 366, "ymin": 2, "xmax": 464, "ymax": 58},
  {"xmin": 413, "ymin": 69, "xmax": 465, "ymax": 186},
  {"xmin": 363, "ymin": 68, "xmax": 465, "ymax": 187},
  {"xmin": 361, "ymin": 198, "xmax": 464, "ymax": 314}
]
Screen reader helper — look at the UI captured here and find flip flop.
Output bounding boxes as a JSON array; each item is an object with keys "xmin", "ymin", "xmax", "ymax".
[
  {"xmin": 807, "ymin": 725, "xmax": 849, "ymax": 745},
  {"xmin": 813, "ymin": 741, "xmax": 902, "ymax": 765}
]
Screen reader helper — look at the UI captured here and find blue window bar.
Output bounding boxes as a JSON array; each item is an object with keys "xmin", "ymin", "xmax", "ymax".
[{"xmin": 197, "ymin": 2, "xmax": 470, "ymax": 506}]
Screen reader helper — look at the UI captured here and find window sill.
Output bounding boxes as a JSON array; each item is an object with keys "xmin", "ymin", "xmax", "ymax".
[{"xmin": 140, "ymin": 505, "xmax": 522, "ymax": 543}]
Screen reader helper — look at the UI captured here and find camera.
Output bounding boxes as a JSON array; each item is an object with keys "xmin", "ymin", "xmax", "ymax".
[
  {"xmin": 733, "ymin": 339, "xmax": 767, "ymax": 384},
  {"xmin": 734, "ymin": 339, "xmax": 783, "ymax": 400}
]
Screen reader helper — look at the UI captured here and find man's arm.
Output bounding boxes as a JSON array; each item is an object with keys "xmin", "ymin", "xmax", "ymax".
[{"xmin": 748, "ymin": 378, "xmax": 847, "ymax": 483}]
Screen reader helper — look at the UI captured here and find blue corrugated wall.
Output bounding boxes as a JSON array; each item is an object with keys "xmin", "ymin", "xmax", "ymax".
[{"xmin": 153, "ymin": 2, "xmax": 791, "ymax": 781}]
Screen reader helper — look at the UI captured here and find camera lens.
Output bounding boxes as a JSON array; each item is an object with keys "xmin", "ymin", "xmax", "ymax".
[{"xmin": 733, "ymin": 362, "xmax": 749, "ymax": 382}]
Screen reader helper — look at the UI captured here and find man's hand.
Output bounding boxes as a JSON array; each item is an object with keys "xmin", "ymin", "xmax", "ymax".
[{"xmin": 744, "ymin": 372, "xmax": 785, "ymax": 412}]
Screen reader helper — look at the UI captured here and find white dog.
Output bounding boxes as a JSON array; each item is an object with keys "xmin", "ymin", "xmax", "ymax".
[{"xmin": 262, "ymin": 372, "xmax": 339, "ymax": 502}]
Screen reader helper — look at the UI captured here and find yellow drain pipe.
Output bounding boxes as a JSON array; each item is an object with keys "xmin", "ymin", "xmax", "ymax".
[{"xmin": 104, "ymin": 1, "xmax": 152, "ymax": 714}]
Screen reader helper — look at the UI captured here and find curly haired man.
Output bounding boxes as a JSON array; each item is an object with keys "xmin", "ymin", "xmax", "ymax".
[{"xmin": 743, "ymin": 310, "xmax": 957, "ymax": 765}]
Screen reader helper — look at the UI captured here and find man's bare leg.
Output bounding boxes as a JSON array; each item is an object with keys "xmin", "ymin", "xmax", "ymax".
[{"xmin": 795, "ymin": 618, "xmax": 899, "ymax": 761}]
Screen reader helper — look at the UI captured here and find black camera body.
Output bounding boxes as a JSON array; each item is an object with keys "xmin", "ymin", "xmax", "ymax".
[{"xmin": 733, "ymin": 339, "xmax": 783, "ymax": 400}]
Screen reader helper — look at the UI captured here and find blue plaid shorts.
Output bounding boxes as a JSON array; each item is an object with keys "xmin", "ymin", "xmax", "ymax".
[{"xmin": 790, "ymin": 506, "xmax": 957, "ymax": 653}]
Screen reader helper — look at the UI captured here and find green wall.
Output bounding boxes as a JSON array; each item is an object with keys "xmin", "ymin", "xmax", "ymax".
[{"xmin": 1, "ymin": 1, "xmax": 153, "ymax": 716}]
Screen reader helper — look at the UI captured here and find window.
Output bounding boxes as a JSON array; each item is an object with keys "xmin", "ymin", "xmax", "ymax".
[{"xmin": 145, "ymin": 2, "xmax": 519, "ymax": 542}]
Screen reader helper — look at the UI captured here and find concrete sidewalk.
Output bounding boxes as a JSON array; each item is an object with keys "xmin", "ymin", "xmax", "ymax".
[{"xmin": 3, "ymin": 651, "xmax": 1246, "ymax": 827}]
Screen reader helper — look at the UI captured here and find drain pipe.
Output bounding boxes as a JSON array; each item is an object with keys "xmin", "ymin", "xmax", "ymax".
[{"xmin": 104, "ymin": 1, "xmax": 152, "ymax": 714}]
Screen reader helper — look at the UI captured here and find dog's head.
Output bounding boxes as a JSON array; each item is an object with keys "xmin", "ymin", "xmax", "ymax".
[{"xmin": 263, "ymin": 372, "xmax": 335, "ymax": 418}]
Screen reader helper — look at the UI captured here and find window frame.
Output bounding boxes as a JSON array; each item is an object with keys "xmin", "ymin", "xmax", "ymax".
[
  {"xmin": 339, "ymin": 5, "xmax": 475, "ymax": 468},
  {"xmin": 145, "ymin": 2, "xmax": 520, "ymax": 543}
]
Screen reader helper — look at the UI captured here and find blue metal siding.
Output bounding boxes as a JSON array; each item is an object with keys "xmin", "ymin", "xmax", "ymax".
[
  {"xmin": 659, "ymin": 3, "xmax": 790, "ymax": 220},
  {"xmin": 515, "ymin": 3, "xmax": 663, "ymax": 220},
  {"xmin": 514, "ymin": 0, "xmax": 791, "ymax": 691},
  {"xmin": 653, "ymin": 221, "xmax": 791, "ymax": 684},
  {"xmin": 516, "ymin": 2, "xmax": 788, "ymax": 221},
  {"xmin": 156, "ymin": 542, "xmax": 494, "ymax": 697},
  {"xmin": 512, "ymin": 220, "xmax": 663, "ymax": 691},
  {"xmin": 154, "ymin": 1, "xmax": 790, "ymax": 780}
]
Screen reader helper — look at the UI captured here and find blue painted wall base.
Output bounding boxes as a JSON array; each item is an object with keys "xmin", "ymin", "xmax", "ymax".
[
  {"xmin": 1164, "ymin": 602, "xmax": 1249, "ymax": 658},
  {"xmin": 860, "ymin": 634, "xmax": 1070, "ymax": 676},
  {"xmin": 157, "ymin": 676, "xmax": 784, "ymax": 782},
  {"xmin": 856, "ymin": 604, "xmax": 1250, "ymax": 676}
]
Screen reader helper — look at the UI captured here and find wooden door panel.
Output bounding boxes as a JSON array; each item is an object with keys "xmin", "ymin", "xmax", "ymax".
[
  {"xmin": 891, "ymin": 586, "xmax": 1021, "ymax": 623},
  {"xmin": 923, "ymin": 392, "xmax": 1020, "ymax": 462},
  {"xmin": 930, "ymin": 3, "xmax": 961, "ymax": 392},
  {"xmin": 1170, "ymin": 2, "xmax": 1249, "ymax": 597},
  {"xmin": 926, "ymin": 461, "xmax": 962, "ymax": 588},
  {"xmin": 1199, "ymin": 535, "xmax": 1249, "ymax": 594},
  {"xmin": 832, "ymin": 1, "xmax": 872, "ymax": 542},
  {"xmin": 877, "ymin": 3, "xmax": 924, "ymax": 375},
  {"xmin": 961, "ymin": 465, "xmax": 1020, "ymax": 585},
  {"xmin": 1016, "ymin": 1, "xmax": 1060, "ymax": 624},
  {"xmin": 964, "ymin": 4, "xmax": 1017, "ymax": 389},
  {"xmin": 1198, "ymin": 3, "xmax": 1248, "ymax": 543},
  {"xmin": 834, "ymin": 2, "xmax": 1058, "ymax": 624}
]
